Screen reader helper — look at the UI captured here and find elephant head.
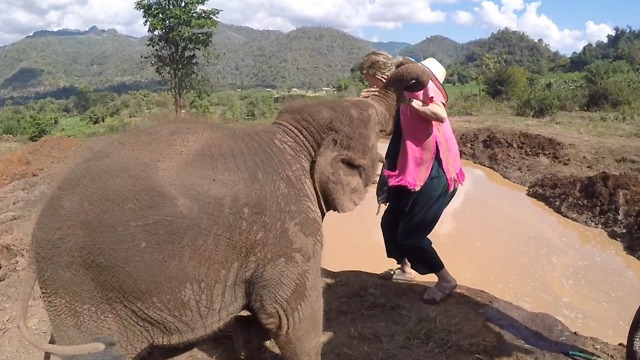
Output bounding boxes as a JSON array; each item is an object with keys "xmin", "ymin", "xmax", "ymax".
[
  {"xmin": 275, "ymin": 60, "xmax": 433, "ymax": 215},
  {"xmin": 373, "ymin": 58, "xmax": 441, "ymax": 136},
  {"xmin": 627, "ymin": 305, "xmax": 640, "ymax": 360}
]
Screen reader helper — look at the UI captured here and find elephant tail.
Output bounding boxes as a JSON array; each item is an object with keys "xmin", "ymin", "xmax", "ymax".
[{"xmin": 15, "ymin": 255, "xmax": 106, "ymax": 356}]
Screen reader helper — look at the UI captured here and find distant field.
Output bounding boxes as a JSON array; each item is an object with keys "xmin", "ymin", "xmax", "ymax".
[
  {"xmin": 53, "ymin": 116, "xmax": 133, "ymax": 138},
  {"xmin": 443, "ymin": 71, "xmax": 583, "ymax": 103},
  {"xmin": 445, "ymin": 82, "xmax": 482, "ymax": 102},
  {"xmin": 52, "ymin": 116, "xmax": 91, "ymax": 138}
]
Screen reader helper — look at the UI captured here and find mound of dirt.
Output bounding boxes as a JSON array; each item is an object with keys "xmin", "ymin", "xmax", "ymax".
[
  {"xmin": 0, "ymin": 136, "xmax": 83, "ymax": 187},
  {"xmin": 457, "ymin": 129, "xmax": 571, "ymax": 186},
  {"xmin": 528, "ymin": 172, "xmax": 640, "ymax": 258}
]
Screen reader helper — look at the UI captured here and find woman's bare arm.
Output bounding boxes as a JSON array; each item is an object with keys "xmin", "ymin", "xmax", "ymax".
[{"xmin": 403, "ymin": 97, "xmax": 447, "ymax": 123}]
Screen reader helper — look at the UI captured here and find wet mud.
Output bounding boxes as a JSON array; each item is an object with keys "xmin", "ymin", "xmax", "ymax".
[
  {"xmin": 456, "ymin": 126, "xmax": 640, "ymax": 260},
  {"xmin": 528, "ymin": 172, "xmax": 640, "ymax": 259}
]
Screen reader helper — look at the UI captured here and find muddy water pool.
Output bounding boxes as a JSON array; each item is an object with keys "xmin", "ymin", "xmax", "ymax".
[{"xmin": 321, "ymin": 143, "xmax": 640, "ymax": 345}]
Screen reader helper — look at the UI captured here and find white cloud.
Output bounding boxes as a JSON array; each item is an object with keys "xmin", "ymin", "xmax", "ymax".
[
  {"xmin": 456, "ymin": 0, "xmax": 614, "ymax": 53},
  {"xmin": 453, "ymin": 10, "xmax": 474, "ymax": 25},
  {"xmin": 0, "ymin": 0, "xmax": 455, "ymax": 45},
  {"xmin": 0, "ymin": 0, "xmax": 616, "ymax": 55},
  {"xmin": 215, "ymin": 0, "xmax": 450, "ymax": 34},
  {"xmin": 0, "ymin": 0, "xmax": 145, "ymax": 45},
  {"xmin": 585, "ymin": 20, "xmax": 614, "ymax": 43}
]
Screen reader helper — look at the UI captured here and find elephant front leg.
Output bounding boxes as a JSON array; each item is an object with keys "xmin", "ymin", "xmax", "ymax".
[{"xmin": 252, "ymin": 264, "xmax": 323, "ymax": 360}]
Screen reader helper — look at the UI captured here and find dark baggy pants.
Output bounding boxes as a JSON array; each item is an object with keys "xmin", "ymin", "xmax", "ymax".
[{"xmin": 380, "ymin": 147, "xmax": 457, "ymax": 275}]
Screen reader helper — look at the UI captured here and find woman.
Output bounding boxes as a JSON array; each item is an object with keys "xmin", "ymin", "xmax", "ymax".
[{"xmin": 358, "ymin": 51, "xmax": 465, "ymax": 303}]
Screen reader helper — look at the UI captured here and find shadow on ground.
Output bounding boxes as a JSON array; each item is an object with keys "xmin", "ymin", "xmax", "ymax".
[{"xmin": 138, "ymin": 269, "xmax": 624, "ymax": 359}]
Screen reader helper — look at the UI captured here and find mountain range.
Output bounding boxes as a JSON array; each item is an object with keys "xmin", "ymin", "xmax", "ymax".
[{"xmin": 0, "ymin": 23, "xmax": 562, "ymax": 98}]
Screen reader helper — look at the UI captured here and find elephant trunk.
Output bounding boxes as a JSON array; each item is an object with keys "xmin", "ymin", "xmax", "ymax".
[
  {"xmin": 627, "ymin": 305, "xmax": 640, "ymax": 360},
  {"xmin": 371, "ymin": 61, "xmax": 433, "ymax": 135}
]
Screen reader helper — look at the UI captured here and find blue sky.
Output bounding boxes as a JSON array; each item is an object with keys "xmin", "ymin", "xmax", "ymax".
[
  {"xmin": 0, "ymin": 0, "xmax": 637, "ymax": 55},
  {"xmin": 363, "ymin": 0, "xmax": 639, "ymax": 48}
]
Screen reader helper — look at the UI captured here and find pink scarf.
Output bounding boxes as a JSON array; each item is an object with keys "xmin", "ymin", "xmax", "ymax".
[{"xmin": 382, "ymin": 81, "xmax": 465, "ymax": 192}]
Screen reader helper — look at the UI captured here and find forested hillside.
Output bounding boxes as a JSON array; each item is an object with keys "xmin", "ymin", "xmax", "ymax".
[
  {"xmin": 0, "ymin": 23, "xmax": 415, "ymax": 97},
  {"xmin": 399, "ymin": 35, "xmax": 469, "ymax": 66},
  {"xmin": 1, "ymin": 23, "xmax": 640, "ymax": 100}
]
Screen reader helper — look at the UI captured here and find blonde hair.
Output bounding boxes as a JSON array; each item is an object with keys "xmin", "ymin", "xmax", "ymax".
[{"xmin": 357, "ymin": 50, "xmax": 404, "ymax": 77}]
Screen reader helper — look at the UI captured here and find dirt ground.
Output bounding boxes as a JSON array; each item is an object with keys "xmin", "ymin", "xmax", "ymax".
[{"xmin": 0, "ymin": 114, "xmax": 636, "ymax": 359}]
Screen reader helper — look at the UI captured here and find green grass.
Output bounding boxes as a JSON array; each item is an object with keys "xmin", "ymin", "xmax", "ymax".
[
  {"xmin": 52, "ymin": 116, "xmax": 93, "ymax": 138},
  {"xmin": 445, "ymin": 82, "xmax": 482, "ymax": 102},
  {"xmin": 53, "ymin": 115, "xmax": 135, "ymax": 138},
  {"xmin": 453, "ymin": 108, "xmax": 640, "ymax": 138}
]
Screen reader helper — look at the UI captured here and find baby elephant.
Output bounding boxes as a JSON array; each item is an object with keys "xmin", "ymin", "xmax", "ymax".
[{"xmin": 15, "ymin": 60, "xmax": 434, "ymax": 359}]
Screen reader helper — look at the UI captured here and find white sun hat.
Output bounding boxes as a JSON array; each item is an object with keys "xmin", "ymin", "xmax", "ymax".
[
  {"xmin": 406, "ymin": 56, "xmax": 448, "ymax": 102},
  {"xmin": 420, "ymin": 58, "xmax": 446, "ymax": 84},
  {"xmin": 419, "ymin": 57, "xmax": 447, "ymax": 102}
]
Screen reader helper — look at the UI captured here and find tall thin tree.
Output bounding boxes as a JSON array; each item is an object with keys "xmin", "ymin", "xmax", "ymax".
[{"xmin": 134, "ymin": 0, "xmax": 220, "ymax": 115}]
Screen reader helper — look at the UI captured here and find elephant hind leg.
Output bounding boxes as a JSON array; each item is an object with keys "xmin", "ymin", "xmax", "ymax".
[{"xmin": 250, "ymin": 265, "xmax": 323, "ymax": 360}]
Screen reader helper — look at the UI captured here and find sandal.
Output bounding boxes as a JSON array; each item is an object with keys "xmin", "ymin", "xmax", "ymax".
[
  {"xmin": 379, "ymin": 268, "xmax": 416, "ymax": 283},
  {"xmin": 422, "ymin": 282, "xmax": 457, "ymax": 304}
]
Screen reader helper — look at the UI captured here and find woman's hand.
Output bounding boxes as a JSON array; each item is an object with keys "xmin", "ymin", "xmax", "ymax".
[
  {"xmin": 400, "ymin": 95, "xmax": 415, "ymax": 106},
  {"xmin": 359, "ymin": 73, "xmax": 388, "ymax": 98},
  {"xmin": 360, "ymin": 87, "xmax": 379, "ymax": 98}
]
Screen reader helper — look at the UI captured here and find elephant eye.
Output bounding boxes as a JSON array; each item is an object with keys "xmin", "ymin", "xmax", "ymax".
[
  {"xmin": 341, "ymin": 158, "xmax": 366, "ymax": 179},
  {"xmin": 341, "ymin": 158, "xmax": 361, "ymax": 170}
]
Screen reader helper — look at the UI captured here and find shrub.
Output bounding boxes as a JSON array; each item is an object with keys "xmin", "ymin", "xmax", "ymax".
[
  {"xmin": 25, "ymin": 112, "xmax": 57, "ymax": 141},
  {"xmin": 514, "ymin": 88, "xmax": 560, "ymax": 118},
  {"xmin": 83, "ymin": 107, "xmax": 107, "ymax": 125},
  {"xmin": 483, "ymin": 65, "xmax": 531, "ymax": 101},
  {"xmin": 583, "ymin": 60, "xmax": 640, "ymax": 111}
]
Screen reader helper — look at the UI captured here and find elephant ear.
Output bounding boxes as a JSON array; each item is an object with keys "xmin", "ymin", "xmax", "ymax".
[{"xmin": 313, "ymin": 136, "xmax": 373, "ymax": 214}]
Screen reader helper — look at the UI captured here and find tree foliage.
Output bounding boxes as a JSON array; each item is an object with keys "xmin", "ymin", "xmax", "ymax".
[
  {"xmin": 583, "ymin": 60, "xmax": 639, "ymax": 111},
  {"xmin": 568, "ymin": 27, "xmax": 640, "ymax": 71},
  {"xmin": 455, "ymin": 28, "xmax": 564, "ymax": 77},
  {"xmin": 134, "ymin": 0, "xmax": 220, "ymax": 115}
]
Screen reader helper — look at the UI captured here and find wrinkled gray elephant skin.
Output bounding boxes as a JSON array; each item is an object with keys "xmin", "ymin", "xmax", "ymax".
[{"xmin": 15, "ymin": 62, "xmax": 432, "ymax": 360}]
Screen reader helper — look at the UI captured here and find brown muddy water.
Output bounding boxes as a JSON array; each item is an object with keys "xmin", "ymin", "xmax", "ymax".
[{"xmin": 321, "ymin": 143, "xmax": 640, "ymax": 345}]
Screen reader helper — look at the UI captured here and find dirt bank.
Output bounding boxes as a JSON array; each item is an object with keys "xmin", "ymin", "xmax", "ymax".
[
  {"xmin": 455, "ymin": 123, "xmax": 640, "ymax": 261},
  {"xmin": 0, "ymin": 136, "xmax": 82, "ymax": 187},
  {"xmin": 0, "ymin": 130, "xmax": 631, "ymax": 359}
]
